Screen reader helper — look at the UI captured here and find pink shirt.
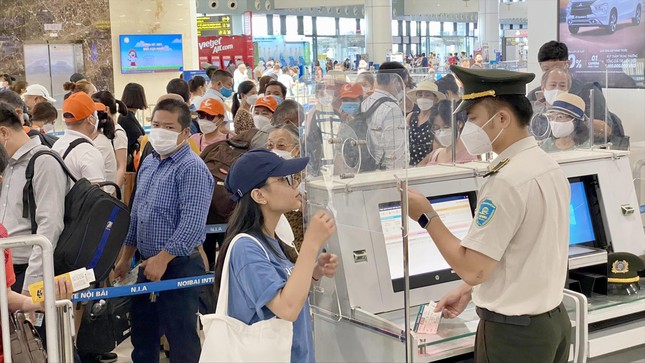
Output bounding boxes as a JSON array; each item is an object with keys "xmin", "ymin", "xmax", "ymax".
[{"xmin": 190, "ymin": 133, "xmax": 231, "ymax": 153}]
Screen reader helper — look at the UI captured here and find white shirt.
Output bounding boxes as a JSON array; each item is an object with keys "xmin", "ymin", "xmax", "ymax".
[
  {"xmin": 360, "ymin": 89, "xmax": 408, "ymax": 170},
  {"xmin": 92, "ymin": 133, "xmax": 117, "ymax": 185},
  {"xmin": 113, "ymin": 124, "xmax": 128, "ymax": 151},
  {"xmin": 277, "ymin": 74, "xmax": 294, "ymax": 96},
  {"xmin": 202, "ymin": 88, "xmax": 225, "ymax": 103},
  {"xmin": 52, "ymin": 129, "xmax": 105, "ymax": 183},
  {"xmin": 233, "ymin": 70, "xmax": 249, "ymax": 91},
  {"xmin": 0, "ymin": 137, "xmax": 68, "ymax": 290},
  {"xmin": 461, "ymin": 137, "xmax": 570, "ymax": 315}
]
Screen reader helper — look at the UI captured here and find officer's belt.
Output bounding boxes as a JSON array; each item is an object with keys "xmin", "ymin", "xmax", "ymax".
[{"xmin": 476, "ymin": 302, "xmax": 564, "ymax": 327}]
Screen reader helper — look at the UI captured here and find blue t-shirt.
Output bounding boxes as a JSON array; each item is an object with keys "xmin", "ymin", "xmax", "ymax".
[{"xmin": 227, "ymin": 234, "xmax": 314, "ymax": 363}]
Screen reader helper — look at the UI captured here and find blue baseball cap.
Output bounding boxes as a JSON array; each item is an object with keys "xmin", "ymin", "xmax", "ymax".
[{"xmin": 225, "ymin": 149, "xmax": 309, "ymax": 202}]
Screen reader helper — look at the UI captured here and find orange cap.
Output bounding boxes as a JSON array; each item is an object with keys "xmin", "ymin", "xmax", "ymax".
[
  {"xmin": 198, "ymin": 98, "xmax": 225, "ymax": 116},
  {"xmin": 62, "ymin": 92, "xmax": 101, "ymax": 122},
  {"xmin": 254, "ymin": 96, "xmax": 278, "ymax": 113},
  {"xmin": 95, "ymin": 102, "xmax": 107, "ymax": 112},
  {"xmin": 339, "ymin": 83, "xmax": 363, "ymax": 99}
]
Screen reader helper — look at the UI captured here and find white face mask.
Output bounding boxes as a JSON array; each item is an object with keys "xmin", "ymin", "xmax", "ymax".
[
  {"xmin": 550, "ymin": 120, "xmax": 575, "ymax": 138},
  {"xmin": 245, "ymin": 94, "xmax": 258, "ymax": 106},
  {"xmin": 319, "ymin": 94, "xmax": 333, "ymax": 106},
  {"xmin": 543, "ymin": 89, "xmax": 563, "ymax": 105},
  {"xmin": 435, "ymin": 128, "xmax": 453, "ymax": 147},
  {"xmin": 460, "ymin": 113, "xmax": 503, "ymax": 155},
  {"xmin": 417, "ymin": 98, "xmax": 434, "ymax": 111},
  {"xmin": 90, "ymin": 113, "xmax": 99, "ymax": 133},
  {"xmin": 42, "ymin": 124, "xmax": 55, "ymax": 133},
  {"xmin": 253, "ymin": 115, "xmax": 271, "ymax": 129},
  {"xmin": 148, "ymin": 128, "xmax": 180, "ymax": 156},
  {"xmin": 272, "ymin": 148, "xmax": 293, "ymax": 160},
  {"xmin": 198, "ymin": 119, "xmax": 219, "ymax": 134},
  {"xmin": 275, "ymin": 214, "xmax": 295, "ymax": 248}
]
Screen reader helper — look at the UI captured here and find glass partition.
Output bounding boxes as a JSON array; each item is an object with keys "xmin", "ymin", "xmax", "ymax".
[{"xmin": 298, "ymin": 70, "xmax": 411, "ymax": 322}]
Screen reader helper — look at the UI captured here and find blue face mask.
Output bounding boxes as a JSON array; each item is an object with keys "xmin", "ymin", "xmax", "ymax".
[
  {"xmin": 220, "ymin": 86, "xmax": 233, "ymax": 98},
  {"xmin": 341, "ymin": 102, "xmax": 360, "ymax": 116},
  {"xmin": 271, "ymin": 95, "xmax": 284, "ymax": 104}
]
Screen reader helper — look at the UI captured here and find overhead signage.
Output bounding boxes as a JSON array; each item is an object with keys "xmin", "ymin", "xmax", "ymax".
[{"xmin": 197, "ymin": 15, "xmax": 232, "ymax": 36}]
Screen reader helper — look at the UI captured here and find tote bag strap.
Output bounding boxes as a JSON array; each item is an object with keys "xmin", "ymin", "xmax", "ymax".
[{"xmin": 216, "ymin": 233, "xmax": 270, "ymax": 316}]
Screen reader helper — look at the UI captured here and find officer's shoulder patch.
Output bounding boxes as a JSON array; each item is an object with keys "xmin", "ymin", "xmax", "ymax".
[{"xmin": 476, "ymin": 199, "xmax": 497, "ymax": 227}]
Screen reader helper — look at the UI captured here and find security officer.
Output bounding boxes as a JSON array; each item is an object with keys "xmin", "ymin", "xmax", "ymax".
[{"xmin": 408, "ymin": 65, "xmax": 572, "ymax": 363}]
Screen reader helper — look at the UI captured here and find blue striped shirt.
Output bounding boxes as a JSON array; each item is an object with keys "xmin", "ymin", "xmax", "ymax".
[{"xmin": 124, "ymin": 144, "xmax": 214, "ymax": 258}]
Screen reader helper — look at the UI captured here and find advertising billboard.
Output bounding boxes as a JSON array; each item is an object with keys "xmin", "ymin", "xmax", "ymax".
[{"xmin": 558, "ymin": 0, "xmax": 644, "ymax": 88}]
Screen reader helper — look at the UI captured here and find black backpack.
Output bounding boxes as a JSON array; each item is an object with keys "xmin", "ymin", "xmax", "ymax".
[
  {"xmin": 22, "ymin": 145, "xmax": 130, "ymax": 281},
  {"xmin": 26, "ymin": 128, "xmax": 58, "ymax": 148},
  {"xmin": 339, "ymin": 97, "xmax": 397, "ymax": 172}
]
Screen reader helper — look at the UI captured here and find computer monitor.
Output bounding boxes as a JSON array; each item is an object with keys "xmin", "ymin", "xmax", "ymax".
[
  {"xmin": 568, "ymin": 175, "xmax": 608, "ymax": 249},
  {"xmin": 378, "ymin": 191, "xmax": 477, "ymax": 292}
]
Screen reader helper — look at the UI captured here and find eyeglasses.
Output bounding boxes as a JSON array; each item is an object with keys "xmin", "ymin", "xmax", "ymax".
[
  {"xmin": 544, "ymin": 113, "xmax": 574, "ymax": 123},
  {"xmin": 265, "ymin": 175, "xmax": 294, "ymax": 187}
]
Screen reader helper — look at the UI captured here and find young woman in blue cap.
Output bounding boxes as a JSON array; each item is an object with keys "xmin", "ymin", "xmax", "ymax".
[{"xmin": 215, "ymin": 149, "xmax": 338, "ymax": 362}]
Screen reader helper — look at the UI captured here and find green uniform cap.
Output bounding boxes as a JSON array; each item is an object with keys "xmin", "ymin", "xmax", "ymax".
[
  {"xmin": 450, "ymin": 65, "xmax": 535, "ymax": 114},
  {"xmin": 607, "ymin": 252, "xmax": 644, "ymax": 285}
]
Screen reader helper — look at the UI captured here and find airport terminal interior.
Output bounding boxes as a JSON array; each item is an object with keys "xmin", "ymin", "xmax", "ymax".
[{"xmin": 0, "ymin": 0, "xmax": 644, "ymax": 362}]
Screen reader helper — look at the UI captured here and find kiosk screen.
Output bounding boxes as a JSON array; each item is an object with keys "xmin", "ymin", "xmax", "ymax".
[
  {"xmin": 379, "ymin": 192, "xmax": 477, "ymax": 292},
  {"xmin": 569, "ymin": 181, "xmax": 597, "ymax": 246}
]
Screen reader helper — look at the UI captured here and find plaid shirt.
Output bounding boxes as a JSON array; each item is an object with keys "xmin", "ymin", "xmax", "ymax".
[{"xmin": 124, "ymin": 144, "xmax": 214, "ymax": 258}]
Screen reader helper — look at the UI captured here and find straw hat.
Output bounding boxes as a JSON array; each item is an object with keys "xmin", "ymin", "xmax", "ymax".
[
  {"xmin": 407, "ymin": 80, "xmax": 446, "ymax": 102},
  {"xmin": 549, "ymin": 92, "xmax": 586, "ymax": 119}
]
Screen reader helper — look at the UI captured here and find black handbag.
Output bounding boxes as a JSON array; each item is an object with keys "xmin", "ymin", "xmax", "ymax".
[{"xmin": 76, "ymin": 296, "xmax": 131, "ymax": 354}]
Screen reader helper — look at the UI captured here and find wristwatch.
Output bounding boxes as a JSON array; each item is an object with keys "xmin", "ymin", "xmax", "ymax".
[{"xmin": 418, "ymin": 210, "xmax": 439, "ymax": 229}]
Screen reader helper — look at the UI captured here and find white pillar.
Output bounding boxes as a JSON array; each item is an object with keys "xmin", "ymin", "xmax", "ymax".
[
  {"xmin": 365, "ymin": 0, "xmax": 393, "ymax": 64},
  {"xmin": 478, "ymin": 0, "xmax": 500, "ymax": 62}
]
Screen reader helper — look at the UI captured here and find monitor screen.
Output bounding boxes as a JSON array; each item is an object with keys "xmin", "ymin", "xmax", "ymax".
[
  {"xmin": 119, "ymin": 34, "xmax": 183, "ymax": 74},
  {"xmin": 379, "ymin": 192, "xmax": 477, "ymax": 292},
  {"xmin": 569, "ymin": 181, "xmax": 597, "ymax": 245}
]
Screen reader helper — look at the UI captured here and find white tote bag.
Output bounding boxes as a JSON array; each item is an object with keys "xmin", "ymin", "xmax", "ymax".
[{"xmin": 199, "ymin": 233, "xmax": 293, "ymax": 363}]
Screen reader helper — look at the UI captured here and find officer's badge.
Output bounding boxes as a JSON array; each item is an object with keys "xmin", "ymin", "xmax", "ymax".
[
  {"xmin": 476, "ymin": 199, "xmax": 497, "ymax": 227},
  {"xmin": 611, "ymin": 260, "xmax": 629, "ymax": 274}
]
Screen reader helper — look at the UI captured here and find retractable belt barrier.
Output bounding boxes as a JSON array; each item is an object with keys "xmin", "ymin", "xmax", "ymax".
[
  {"xmin": 71, "ymin": 224, "xmax": 227, "ymax": 302},
  {"xmin": 71, "ymin": 274, "xmax": 214, "ymax": 303}
]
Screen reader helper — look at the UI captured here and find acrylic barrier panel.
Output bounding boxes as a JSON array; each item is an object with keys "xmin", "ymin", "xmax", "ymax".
[
  {"xmin": 298, "ymin": 71, "xmax": 412, "ymax": 317},
  {"xmin": 527, "ymin": 60, "xmax": 633, "ymax": 152},
  {"xmin": 404, "ymin": 88, "xmax": 486, "ymax": 167}
]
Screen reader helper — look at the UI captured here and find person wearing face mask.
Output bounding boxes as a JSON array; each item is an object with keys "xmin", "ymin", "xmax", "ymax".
[
  {"xmin": 530, "ymin": 68, "xmax": 573, "ymax": 140},
  {"xmin": 29, "ymin": 101, "xmax": 58, "ymax": 133},
  {"xmin": 338, "ymin": 83, "xmax": 364, "ymax": 120},
  {"xmin": 406, "ymin": 80, "xmax": 446, "ymax": 166},
  {"xmin": 358, "ymin": 62, "xmax": 410, "ymax": 170},
  {"xmin": 252, "ymin": 96, "xmax": 278, "ymax": 131},
  {"xmin": 51, "ymin": 92, "xmax": 106, "ymax": 183},
  {"xmin": 540, "ymin": 92, "xmax": 590, "ymax": 153},
  {"xmin": 408, "ymin": 66, "xmax": 572, "ymax": 363},
  {"xmin": 420, "ymin": 100, "xmax": 478, "ymax": 165},
  {"xmin": 266, "ymin": 125, "xmax": 305, "ymax": 250},
  {"xmin": 114, "ymin": 98, "xmax": 214, "ymax": 363},
  {"xmin": 0, "ymin": 102, "xmax": 67, "ymax": 296},
  {"xmin": 356, "ymin": 72, "xmax": 375, "ymax": 97},
  {"xmin": 190, "ymin": 98, "xmax": 234, "ymax": 153},
  {"xmin": 202, "ymin": 69, "xmax": 234, "ymax": 104},
  {"xmin": 264, "ymin": 80, "xmax": 287, "ymax": 105},
  {"xmin": 232, "ymin": 81, "xmax": 258, "ymax": 134}
]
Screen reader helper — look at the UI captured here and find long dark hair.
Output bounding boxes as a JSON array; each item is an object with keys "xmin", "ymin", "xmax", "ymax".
[
  {"xmin": 231, "ymin": 80, "xmax": 256, "ymax": 118},
  {"xmin": 571, "ymin": 116, "xmax": 590, "ymax": 145},
  {"xmin": 214, "ymin": 193, "xmax": 298, "ymax": 300},
  {"xmin": 97, "ymin": 110, "xmax": 115, "ymax": 140},
  {"xmin": 93, "ymin": 91, "xmax": 127, "ymax": 117}
]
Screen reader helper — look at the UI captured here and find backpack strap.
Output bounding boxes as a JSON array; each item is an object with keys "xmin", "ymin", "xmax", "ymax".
[
  {"xmin": 22, "ymin": 150, "xmax": 76, "ymax": 234},
  {"xmin": 63, "ymin": 138, "xmax": 92, "ymax": 159},
  {"xmin": 363, "ymin": 96, "xmax": 397, "ymax": 119}
]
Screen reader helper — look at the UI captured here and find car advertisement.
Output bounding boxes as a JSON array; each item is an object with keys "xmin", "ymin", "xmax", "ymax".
[{"xmin": 558, "ymin": 0, "xmax": 644, "ymax": 88}]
